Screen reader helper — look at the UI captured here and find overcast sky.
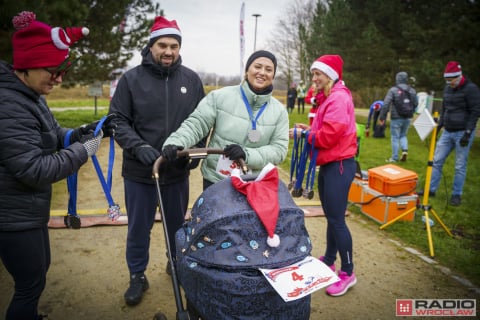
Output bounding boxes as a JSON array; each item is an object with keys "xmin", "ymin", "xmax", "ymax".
[{"xmin": 128, "ymin": 0, "xmax": 291, "ymax": 77}]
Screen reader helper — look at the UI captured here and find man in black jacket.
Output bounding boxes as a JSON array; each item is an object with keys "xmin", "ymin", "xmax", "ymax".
[
  {"xmin": 108, "ymin": 16, "xmax": 205, "ymax": 306},
  {"xmin": 420, "ymin": 61, "xmax": 480, "ymax": 206},
  {"xmin": 0, "ymin": 12, "xmax": 109, "ymax": 320}
]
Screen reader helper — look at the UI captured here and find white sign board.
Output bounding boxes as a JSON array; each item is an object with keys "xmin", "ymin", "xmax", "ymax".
[
  {"xmin": 88, "ymin": 82, "xmax": 103, "ymax": 97},
  {"xmin": 413, "ymin": 108, "xmax": 437, "ymax": 141},
  {"xmin": 260, "ymin": 256, "xmax": 339, "ymax": 302}
]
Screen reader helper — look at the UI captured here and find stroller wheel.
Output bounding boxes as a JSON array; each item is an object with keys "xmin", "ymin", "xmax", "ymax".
[{"xmin": 153, "ymin": 312, "xmax": 167, "ymax": 320}]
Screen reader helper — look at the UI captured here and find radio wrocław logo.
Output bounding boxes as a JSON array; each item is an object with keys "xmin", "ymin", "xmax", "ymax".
[{"xmin": 396, "ymin": 299, "xmax": 476, "ymax": 317}]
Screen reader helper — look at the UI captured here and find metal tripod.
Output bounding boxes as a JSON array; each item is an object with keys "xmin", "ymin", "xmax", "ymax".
[{"xmin": 380, "ymin": 112, "xmax": 453, "ymax": 257}]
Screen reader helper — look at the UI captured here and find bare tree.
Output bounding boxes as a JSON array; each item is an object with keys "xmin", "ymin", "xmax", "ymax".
[{"xmin": 267, "ymin": 0, "xmax": 316, "ymax": 88}]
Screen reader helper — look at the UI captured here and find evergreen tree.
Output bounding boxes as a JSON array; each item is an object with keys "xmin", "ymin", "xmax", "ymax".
[{"xmin": 0, "ymin": 0, "xmax": 160, "ymax": 84}]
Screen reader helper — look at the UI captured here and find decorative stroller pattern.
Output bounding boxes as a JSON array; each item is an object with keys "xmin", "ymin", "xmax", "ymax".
[{"xmin": 174, "ymin": 163, "xmax": 312, "ymax": 319}]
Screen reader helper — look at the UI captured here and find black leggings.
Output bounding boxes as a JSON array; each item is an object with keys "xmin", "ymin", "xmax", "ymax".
[{"xmin": 0, "ymin": 226, "xmax": 50, "ymax": 320}]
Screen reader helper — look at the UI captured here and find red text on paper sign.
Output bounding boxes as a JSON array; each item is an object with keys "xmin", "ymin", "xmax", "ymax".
[{"xmin": 287, "ymin": 276, "xmax": 334, "ymax": 298}]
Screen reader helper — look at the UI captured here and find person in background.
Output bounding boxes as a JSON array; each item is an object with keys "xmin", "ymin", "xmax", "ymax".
[
  {"xmin": 378, "ymin": 72, "xmax": 418, "ymax": 162},
  {"xmin": 287, "ymin": 82, "xmax": 297, "ymax": 113},
  {"xmin": 0, "ymin": 11, "xmax": 110, "ymax": 320},
  {"xmin": 108, "ymin": 16, "xmax": 205, "ymax": 306},
  {"xmin": 419, "ymin": 61, "xmax": 480, "ymax": 206},
  {"xmin": 289, "ymin": 54, "xmax": 357, "ymax": 297},
  {"xmin": 366, "ymin": 100, "xmax": 384, "ymax": 138},
  {"xmin": 305, "ymin": 83, "xmax": 320, "ymax": 125},
  {"xmin": 162, "ymin": 50, "xmax": 289, "ymax": 191},
  {"xmin": 297, "ymin": 80, "xmax": 307, "ymax": 114}
]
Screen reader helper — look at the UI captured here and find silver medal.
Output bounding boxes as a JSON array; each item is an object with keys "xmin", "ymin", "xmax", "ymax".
[{"xmin": 248, "ymin": 129, "xmax": 261, "ymax": 142}]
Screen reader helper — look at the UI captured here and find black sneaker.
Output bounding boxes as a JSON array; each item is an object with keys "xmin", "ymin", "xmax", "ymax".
[
  {"xmin": 450, "ymin": 195, "xmax": 461, "ymax": 206},
  {"xmin": 401, "ymin": 151, "xmax": 408, "ymax": 162},
  {"xmin": 417, "ymin": 190, "xmax": 435, "ymax": 197},
  {"xmin": 124, "ymin": 273, "xmax": 149, "ymax": 306}
]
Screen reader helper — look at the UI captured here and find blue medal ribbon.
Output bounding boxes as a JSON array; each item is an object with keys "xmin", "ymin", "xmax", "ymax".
[
  {"xmin": 240, "ymin": 87, "xmax": 267, "ymax": 131},
  {"xmin": 64, "ymin": 130, "xmax": 78, "ymax": 217},
  {"xmin": 91, "ymin": 116, "xmax": 117, "ymax": 210}
]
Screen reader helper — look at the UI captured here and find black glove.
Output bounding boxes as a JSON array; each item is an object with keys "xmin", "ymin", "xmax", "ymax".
[
  {"xmin": 70, "ymin": 114, "xmax": 117, "ymax": 143},
  {"xmin": 134, "ymin": 145, "xmax": 161, "ymax": 166},
  {"xmin": 99, "ymin": 113, "xmax": 117, "ymax": 137},
  {"xmin": 460, "ymin": 131, "xmax": 471, "ymax": 147},
  {"xmin": 162, "ymin": 145, "xmax": 184, "ymax": 162},
  {"xmin": 224, "ymin": 144, "xmax": 246, "ymax": 161}
]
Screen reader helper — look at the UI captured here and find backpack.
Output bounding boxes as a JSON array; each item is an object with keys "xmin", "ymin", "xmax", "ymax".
[{"xmin": 394, "ymin": 86, "xmax": 415, "ymax": 118}]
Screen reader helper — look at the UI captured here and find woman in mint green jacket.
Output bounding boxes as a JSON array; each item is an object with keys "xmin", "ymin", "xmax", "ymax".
[{"xmin": 163, "ymin": 50, "xmax": 289, "ymax": 189}]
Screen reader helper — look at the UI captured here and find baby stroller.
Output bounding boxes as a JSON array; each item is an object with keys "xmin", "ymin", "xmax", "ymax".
[{"xmin": 172, "ymin": 156, "xmax": 312, "ymax": 319}]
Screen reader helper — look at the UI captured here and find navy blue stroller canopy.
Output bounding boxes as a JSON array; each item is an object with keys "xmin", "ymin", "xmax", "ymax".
[{"xmin": 175, "ymin": 171, "xmax": 312, "ymax": 319}]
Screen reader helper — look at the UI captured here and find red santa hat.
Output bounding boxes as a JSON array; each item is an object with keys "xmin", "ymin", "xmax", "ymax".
[
  {"xmin": 310, "ymin": 54, "xmax": 344, "ymax": 81},
  {"xmin": 443, "ymin": 61, "xmax": 462, "ymax": 78},
  {"xmin": 231, "ymin": 163, "xmax": 281, "ymax": 248},
  {"xmin": 12, "ymin": 11, "xmax": 88, "ymax": 70},
  {"xmin": 149, "ymin": 16, "xmax": 182, "ymax": 46}
]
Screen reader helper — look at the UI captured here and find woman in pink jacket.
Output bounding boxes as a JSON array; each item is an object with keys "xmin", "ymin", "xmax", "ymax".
[{"xmin": 289, "ymin": 54, "xmax": 357, "ymax": 297}]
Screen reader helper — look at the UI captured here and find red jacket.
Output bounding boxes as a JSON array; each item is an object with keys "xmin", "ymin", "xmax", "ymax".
[{"xmin": 308, "ymin": 81, "xmax": 357, "ymax": 166}]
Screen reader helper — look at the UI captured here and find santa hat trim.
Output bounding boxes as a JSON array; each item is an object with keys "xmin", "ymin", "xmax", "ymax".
[
  {"xmin": 150, "ymin": 27, "xmax": 181, "ymax": 39},
  {"xmin": 310, "ymin": 61, "xmax": 339, "ymax": 80},
  {"xmin": 51, "ymin": 27, "xmax": 70, "ymax": 50},
  {"xmin": 444, "ymin": 71, "xmax": 462, "ymax": 78}
]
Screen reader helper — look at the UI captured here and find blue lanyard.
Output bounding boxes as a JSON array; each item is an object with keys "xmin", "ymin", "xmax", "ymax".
[
  {"xmin": 240, "ymin": 86, "xmax": 267, "ymax": 130},
  {"xmin": 64, "ymin": 116, "xmax": 117, "ymax": 218},
  {"xmin": 64, "ymin": 130, "xmax": 78, "ymax": 217},
  {"xmin": 305, "ymin": 133, "xmax": 319, "ymax": 193},
  {"xmin": 294, "ymin": 132, "xmax": 309, "ymax": 191},
  {"xmin": 91, "ymin": 116, "xmax": 116, "ymax": 207},
  {"xmin": 289, "ymin": 127, "xmax": 300, "ymax": 186}
]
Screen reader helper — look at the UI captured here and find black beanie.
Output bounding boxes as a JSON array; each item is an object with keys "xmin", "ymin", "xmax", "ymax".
[{"xmin": 245, "ymin": 50, "xmax": 277, "ymax": 75}]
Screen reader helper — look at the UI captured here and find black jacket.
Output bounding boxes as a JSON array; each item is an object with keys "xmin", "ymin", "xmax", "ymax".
[
  {"xmin": 109, "ymin": 48, "xmax": 205, "ymax": 184},
  {"xmin": 0, "ymin": 61, "xmax": 88, "ymax": 231},
  {"xmin": 439, "ymin": 77, "xmax": 480, "ymax": 132}
]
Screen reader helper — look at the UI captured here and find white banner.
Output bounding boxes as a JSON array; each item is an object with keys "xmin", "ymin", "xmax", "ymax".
[{"xmin": 239, "ymin": 2, "xmax": 245, "ymax": 79}]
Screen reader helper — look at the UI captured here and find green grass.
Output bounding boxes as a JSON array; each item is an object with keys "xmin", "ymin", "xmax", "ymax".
[
  {"xmin": 285, "ymin": 110, "xmax": 480, "ymax": 287},
  {"xmin": 52, "ymin": 107, "xmax": 480, "ymax": 287}
]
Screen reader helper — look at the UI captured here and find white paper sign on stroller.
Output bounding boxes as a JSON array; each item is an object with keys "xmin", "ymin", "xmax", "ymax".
[{"xmin": 260, "ymin": 256, "xmax": 340, "ymax": 302}]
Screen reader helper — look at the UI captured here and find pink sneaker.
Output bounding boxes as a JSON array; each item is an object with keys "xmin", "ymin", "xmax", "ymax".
[
  {"xmin": 319, "ymin": 256, "xmax": 336, "ymax": 273},
  {"xmin": 326, "ymin": 271, "xmax": 357, "ymax": 296}
]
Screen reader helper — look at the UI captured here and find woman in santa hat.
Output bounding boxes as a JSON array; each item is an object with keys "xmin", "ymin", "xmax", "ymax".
[
  {"xmin": 289, "ymin": 54, "xmax": 357, "ymax": 297},
  {"xmin": 0, "ymin": 12, "xmax": 113, "ymax": 319}
]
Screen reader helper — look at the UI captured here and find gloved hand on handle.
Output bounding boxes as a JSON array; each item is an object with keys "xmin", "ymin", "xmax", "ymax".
[
  {"xmin": 224, "ymin": 144, "xmax": 246, "ymax": 161},
  {"xmin": 162, "ymin": 145, "xmax": 184, "ymax": 162}
]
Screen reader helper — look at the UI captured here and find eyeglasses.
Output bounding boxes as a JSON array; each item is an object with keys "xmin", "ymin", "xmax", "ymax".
[
  {"xmin": 43, "ymin": 57, "xmax": 79, "ymax": 81},
  {"xmin": 43, "ymin": 66, "xmax": 69, "ymax": 80}
]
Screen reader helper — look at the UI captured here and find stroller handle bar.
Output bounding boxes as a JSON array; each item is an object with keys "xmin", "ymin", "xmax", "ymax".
[{"xmin": 152, "ymin": 148, "xmax": 247, "ymax": 179}]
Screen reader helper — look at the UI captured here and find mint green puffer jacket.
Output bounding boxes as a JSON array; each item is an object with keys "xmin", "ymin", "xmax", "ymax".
[{"xmin": 163, "ymin": 81, "xmax": 289, "ymax": 183}]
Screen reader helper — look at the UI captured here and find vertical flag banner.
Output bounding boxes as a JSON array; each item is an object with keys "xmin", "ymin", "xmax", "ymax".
[{"xmin": 240, "ymin": 2, "xmax": 245, "ymax": 79}]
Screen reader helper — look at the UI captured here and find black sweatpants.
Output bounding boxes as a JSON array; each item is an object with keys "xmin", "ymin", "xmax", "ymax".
[{"xmin": 0, "ymin": 225, "xmax": 50, "ymax": 320}]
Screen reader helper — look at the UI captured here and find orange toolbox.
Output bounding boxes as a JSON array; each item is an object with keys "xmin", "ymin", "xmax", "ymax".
[
  {"xmin": 367, "ymin": 164, "xmax": 418, "ymax": 196},
  {"xmin": 361, "ymin": 185, "xmax": 417, "ymax": 223},
  {"xmin": 348, "ymin": 178, "xmax": 368, "ymax": 204}
]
